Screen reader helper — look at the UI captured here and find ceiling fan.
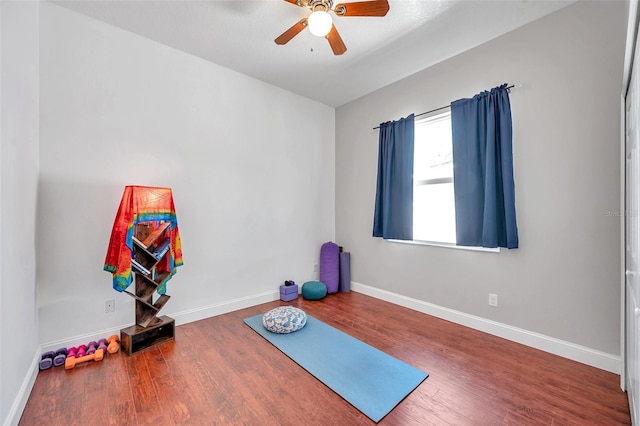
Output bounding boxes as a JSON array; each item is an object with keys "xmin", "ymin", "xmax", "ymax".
[{"xmin": 275, "ymin": 0, "xmax": 390, "ymax": 56}]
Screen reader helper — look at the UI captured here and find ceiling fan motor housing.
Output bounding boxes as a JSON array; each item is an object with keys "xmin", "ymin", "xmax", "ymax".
[{"xmin": 309, "ymin": 0, "xmax": 333, "ymax": 12}]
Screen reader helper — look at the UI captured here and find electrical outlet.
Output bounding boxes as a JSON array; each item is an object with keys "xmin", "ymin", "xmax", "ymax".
[
  {"xmin": 488, "ymin": 294, "xmax": 498, "ymax": 307},
  {"xmin": 313, "ymin": 263, "xmax": 319, "ymax": 272},
  {"xmin": 105, "ymin": 299, "xmax": 115, "ymax": 313}
]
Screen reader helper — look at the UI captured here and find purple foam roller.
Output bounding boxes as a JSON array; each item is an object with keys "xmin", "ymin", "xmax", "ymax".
[{"xmin": 319, "ymin": 241, "xmax": 340, "ymax": 294}]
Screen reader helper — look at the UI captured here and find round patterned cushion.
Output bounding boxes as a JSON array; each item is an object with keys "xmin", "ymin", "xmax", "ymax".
[
  {"xmin": 262, "ymin": 306, "xmax": 307, "ymax": 334},
  {"xmin": 302, "ymin": 281, "xmax": 328, "ymax": 300}
]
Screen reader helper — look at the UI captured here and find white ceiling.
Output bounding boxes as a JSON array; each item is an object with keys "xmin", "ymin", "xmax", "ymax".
[{"xmin": 52, "ymin": 0, "xmax": 576, "ymax": 107}]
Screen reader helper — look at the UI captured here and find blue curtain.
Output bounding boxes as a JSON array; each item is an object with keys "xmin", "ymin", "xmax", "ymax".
[
  {"xmin": 451, "ymin": 84, "xmax": 518, "ymax": 248},
  {"xmin": 373, "ymin": 114, "xmax": 415, "ymax": 240}
]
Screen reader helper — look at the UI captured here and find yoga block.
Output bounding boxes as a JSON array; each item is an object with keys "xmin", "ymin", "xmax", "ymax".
[{"xmin": 280, "ymin": 284, "xmax": 299, "ymax": 302}]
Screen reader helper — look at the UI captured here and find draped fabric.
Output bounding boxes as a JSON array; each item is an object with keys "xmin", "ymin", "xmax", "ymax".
[
  {"xmin": 104, "ymin": 186, "xmax": 183, "ymax": 294},
  {"xmin": 373, "ymin": 114, "xmax": 415, "ymax": 240},
  {"xmin": 451, "ymin": 84, "xmax": 519, "ymax": 248}
]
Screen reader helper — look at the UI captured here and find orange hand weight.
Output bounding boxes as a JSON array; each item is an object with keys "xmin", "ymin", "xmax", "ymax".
[
  {"xmin": 64, "ymin": 348, "xmax": 104, "ymax": 370},
  {"xmin": 107, "ymin": 334, "xmax": 120, "ymax": 354}
]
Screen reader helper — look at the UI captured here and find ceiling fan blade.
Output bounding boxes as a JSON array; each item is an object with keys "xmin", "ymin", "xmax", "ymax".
[
  {"xmin": 283, "ymin": 0, "xmax": 303, "ymax": 6},
  {"xmin": 334, "ymin": 0, "xmax": 389, "ymax": 17},
  {"xmin": 326, "ymin": 25, "xmax": 347, "ymax": 55},
  {"xmin": 275, "ymin": 18, "xmax": 308, "ymax": 45}
]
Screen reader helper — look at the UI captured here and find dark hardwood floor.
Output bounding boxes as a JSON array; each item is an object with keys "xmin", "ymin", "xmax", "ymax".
[{"xmin": 20, "ymin": 291, "xmax": 630, "ymax": 425}]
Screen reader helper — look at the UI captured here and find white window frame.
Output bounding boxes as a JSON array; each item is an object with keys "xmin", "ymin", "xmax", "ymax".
[{"xmin": 389, "ymin": 109, "xmax": 499, "ymax": 253}]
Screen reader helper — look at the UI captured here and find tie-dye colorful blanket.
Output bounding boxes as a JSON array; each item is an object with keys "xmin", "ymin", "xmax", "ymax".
[{"xmin": 104, "ymin": 186, "xmax": 183, "ymax": 295}]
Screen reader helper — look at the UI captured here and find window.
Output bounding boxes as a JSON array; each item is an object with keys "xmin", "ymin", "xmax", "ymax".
[{"xmin": 413, "ymin": 110, "xmax": 456, "ymax": 244}]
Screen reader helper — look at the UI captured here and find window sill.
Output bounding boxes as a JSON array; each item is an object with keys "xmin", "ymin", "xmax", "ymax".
[{"xmin": 387, "ymin": 239, "xmax": 500, "ymax": 253}]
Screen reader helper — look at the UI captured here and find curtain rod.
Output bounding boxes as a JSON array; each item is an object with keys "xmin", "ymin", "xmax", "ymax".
[{"xmin": 372, "ymin": 84, "xmax": 516, "ymax": 130}]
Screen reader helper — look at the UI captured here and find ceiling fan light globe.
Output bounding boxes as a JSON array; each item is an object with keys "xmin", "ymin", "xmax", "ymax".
[{"xmin": 308, "ymin": 10, "xmax": 332, "ymax": 37}]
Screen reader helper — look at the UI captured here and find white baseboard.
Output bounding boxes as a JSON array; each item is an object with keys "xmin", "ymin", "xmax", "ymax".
[
  {"xmin": 3, "ymin": 347, "xmax": 41, "ymax": 426},
  {"xmin": 170, "ymin": 290, "xmax": 279, "ymax": 326},
  {"xmin": 351, "ymin": 282, "xmax": 621, "ymax": 374},
  {"xmin": 41, "ymin": 324, "xmax": 131, "ymax": 354},
  {"xmin": 40, "ymin": 290, "xmax": 280, "ymax": 353}
]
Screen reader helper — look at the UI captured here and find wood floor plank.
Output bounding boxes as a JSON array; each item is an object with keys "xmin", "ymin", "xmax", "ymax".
[
  {"xmin": 19, "ymin": 292, "xmax": 630, "ymax": 425},
  {"xmin": 123, "ymin": 350, "xmax": 166, "ymax": 424}
]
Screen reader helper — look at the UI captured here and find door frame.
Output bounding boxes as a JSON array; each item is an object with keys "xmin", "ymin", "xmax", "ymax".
[{"xmin": 622, "ymin": 0, "xmax": 640, "ymax": 392}]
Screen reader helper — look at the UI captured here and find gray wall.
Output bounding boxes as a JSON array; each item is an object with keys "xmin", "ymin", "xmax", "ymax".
[
  {"xmin": 1, "ymin": 1, "xmax": 40, "ymax": 424},
  {"xmin": 335, "ymin": 0, "xmax": 626, "ymax": 355},
  {"xmin": 37, "ymin": 3, "xmax": 335, "ymax": 345}
]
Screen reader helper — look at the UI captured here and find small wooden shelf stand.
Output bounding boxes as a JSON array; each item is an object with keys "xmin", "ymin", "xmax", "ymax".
[
  {"xmin": 121, "ymin": 222, "xmax": 175, "ymax": 354},
  {"xmin": 120, "ymin": 315, "xmax": 175, "ymax": 356}
]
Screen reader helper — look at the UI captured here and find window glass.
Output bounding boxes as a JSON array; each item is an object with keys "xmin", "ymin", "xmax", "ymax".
[
  {"xmin": 414, "ymin": 113, "xmax": 453, "ymax": 182},
  {"xmin": 413, "ymin": 111, "xmax": 456, "ymax": 243}
]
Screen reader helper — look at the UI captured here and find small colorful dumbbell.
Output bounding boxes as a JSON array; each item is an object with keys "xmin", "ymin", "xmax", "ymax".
[
  {"xmin": 96, "ymin": 338, "xmax": 107, "ymax": 353},
  {"xmin": 76, "ymin": 344, "xmax": 87, "ymax": 357},
  {"xmin": 52, "ymin": 348, "xmax": 67, "ymax": 367},
  {"xmin": 39, "ymin": 347, "xmax": 68, "ymax": 370},
  {"xmin": 107, "ymin": 335, "xmax": 120, "ymax": 354},
  {"xmin": 65, "ymin": 348, "xmax": 104, "ymax": 370},
  {"xmin": 39, "ymin": 351, "xmax": 56, "ymax": 370}
]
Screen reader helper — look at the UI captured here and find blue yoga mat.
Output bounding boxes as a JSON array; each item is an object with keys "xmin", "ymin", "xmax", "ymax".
[{"xmin": 244, "ymin": 314, "xmax": 428, "ymax": 422}]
